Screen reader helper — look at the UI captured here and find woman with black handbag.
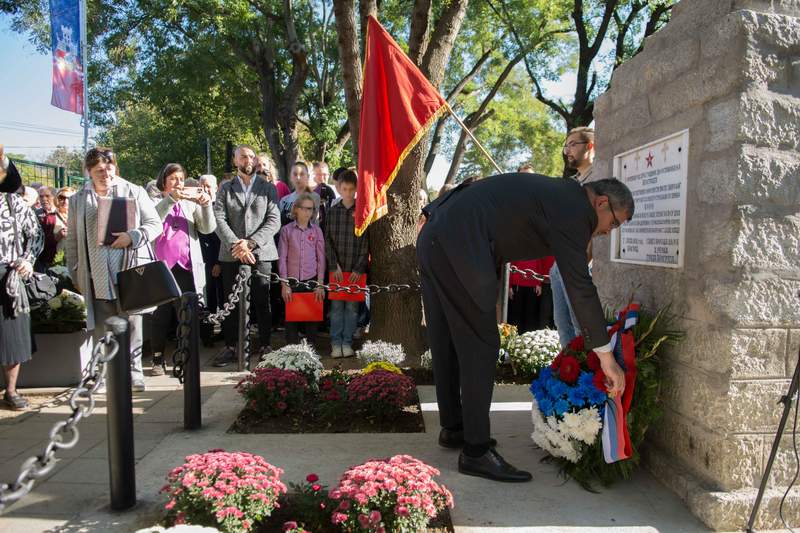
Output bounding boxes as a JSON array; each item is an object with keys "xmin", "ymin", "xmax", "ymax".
[
  {"xmin": 0, "ymin": 146, "xmax": 43, "ymax": 409},
  {"xmin": 65, "ymin": 148, "xmax": 162, "ymax": 392}
]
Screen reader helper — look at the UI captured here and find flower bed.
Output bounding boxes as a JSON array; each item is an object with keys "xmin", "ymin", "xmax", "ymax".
[
  {"xmin": 156, "ymin": 453, "xmax": 454, "ymax": 533},
  {"xmin": 231, "ymin": 360, "xmax": 424, "ymax": 434}
]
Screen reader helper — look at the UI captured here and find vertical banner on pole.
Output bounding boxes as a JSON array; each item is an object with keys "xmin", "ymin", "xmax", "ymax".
[{"xmin": 49, "ymin": 0, "xmax": 84, "ymax": 115}]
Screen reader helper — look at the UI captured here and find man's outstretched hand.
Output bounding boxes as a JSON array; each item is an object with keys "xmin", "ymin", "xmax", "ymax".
[{"xmin": 596, "ymin": 350, "xmax": 625, "ymax": 397}]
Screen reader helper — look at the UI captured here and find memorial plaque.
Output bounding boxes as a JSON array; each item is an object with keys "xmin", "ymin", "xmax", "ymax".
[{"xmin": 610, "ymin": 130, "xmax": 688, "ymax": 268}]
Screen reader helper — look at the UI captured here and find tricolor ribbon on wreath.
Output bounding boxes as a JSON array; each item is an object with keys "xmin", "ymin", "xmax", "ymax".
[{"xmin": 601, "ymin": 303, "xmax": 640, "ymax": 464}]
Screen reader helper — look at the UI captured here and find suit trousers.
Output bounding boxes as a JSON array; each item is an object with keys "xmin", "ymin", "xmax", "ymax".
[
  {"xmin": 151, "ymin": 265, "xmax": 196, "ymax": 354},
  {"xmin": 221, "ymin": 261, "xmax": 272, "ymax": 349},
  {"xmin": 417, "ymin": 232, "xmax": 499, "ymax": 448}
]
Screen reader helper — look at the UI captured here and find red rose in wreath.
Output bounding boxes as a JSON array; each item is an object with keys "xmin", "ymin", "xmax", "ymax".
[
  {"xmin": 558, "ymin": 355, "xmax": 581, "ymax": 384},
  {"xmin": 567, "ymin": 336, "xmax": 585, "ymax": 352},
  {"xmin": 586, "ymin": 351, "xmax": 601, "ymax": 371}
]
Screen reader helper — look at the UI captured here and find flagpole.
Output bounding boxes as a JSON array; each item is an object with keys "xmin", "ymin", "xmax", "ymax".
[
  {"xmin": 80, "ymin": 0, "xmax": 89, "ymax": 153},
  {"xmin": 443, "ymin": 102, "xmax": 502, "ymax": 174}
]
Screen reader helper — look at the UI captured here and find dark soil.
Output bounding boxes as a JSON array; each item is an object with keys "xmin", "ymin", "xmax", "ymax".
[{"xmin": 229, "ymin": 389, "xmax": 426, "ymax": 434}]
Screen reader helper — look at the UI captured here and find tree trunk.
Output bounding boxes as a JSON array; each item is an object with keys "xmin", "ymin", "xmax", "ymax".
[
  {"xmin": 333, "ymin": 0, "xmax": 363, "ymax": 163},
  {"xmin": 368, "ymin": 0, "xmax": 470, "ymax": 360},
  {"xmin": 334, "ymin": 0, "xmax": 470, "ymax": 360}
]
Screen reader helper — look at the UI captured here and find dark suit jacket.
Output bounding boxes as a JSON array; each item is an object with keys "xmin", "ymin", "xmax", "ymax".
[
  {"xmin": 420, "ymin": 173, "xmax": 608, "ymax": 349},
  {"xmin": 213, "ymin": 175, "xmax": 280, "ymax": 262},
  {"xmin": 199, "ymin": 231, "xmax": 221, "ymax": 265}
]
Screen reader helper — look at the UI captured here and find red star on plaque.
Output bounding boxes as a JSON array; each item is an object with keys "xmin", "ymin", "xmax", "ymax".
[{"xmin": 645, "ymin": 152, "xmax": 654, "ymax": 167}]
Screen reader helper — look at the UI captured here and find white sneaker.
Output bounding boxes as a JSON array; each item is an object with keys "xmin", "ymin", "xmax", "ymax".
[
  {"xmin": 342, "ymin": 345, "xmax": 355, "ymax": 358},
  {"xmin": 331, "ymin": 345, "xmax": 344, "ymax": 358}
]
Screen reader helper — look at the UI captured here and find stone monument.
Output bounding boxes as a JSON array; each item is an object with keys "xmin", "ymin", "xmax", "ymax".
[{"xmin": 592, "ymin": 0, "xmax": 800, "ymax": 529}]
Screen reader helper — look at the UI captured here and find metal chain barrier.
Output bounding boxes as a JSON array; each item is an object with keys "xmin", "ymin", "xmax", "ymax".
[
  {"xmin": 171, "ymin": 297, "xmax": 193, "ymax": 384},
  {"xmin": 0, "ymin": 333, "xmax": 119, "ymax": 513},
  {"xmin": 257, "ymin": 268, "xmax": 547, "ymax": 292},
  {"xmin": 508, "ymin": 264, "xmax": 549, "ymax": 282},
  {"xmin": 255, "ymin": 271, "xmax": 421, "ymax": 295},
  {"xmin": 204, "ymin": 268, "xmax": 251, "ymax": 326}
]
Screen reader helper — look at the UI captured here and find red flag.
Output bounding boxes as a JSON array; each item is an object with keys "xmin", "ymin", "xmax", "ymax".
[{"xmin": 355, "ymin": 16, "xmax": 447, "ymax": 236}]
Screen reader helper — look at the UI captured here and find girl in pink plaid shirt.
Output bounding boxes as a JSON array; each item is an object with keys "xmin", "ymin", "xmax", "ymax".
[{"xmin": 278, "ymin": 192, "xmax": 325, "ymax": 345}]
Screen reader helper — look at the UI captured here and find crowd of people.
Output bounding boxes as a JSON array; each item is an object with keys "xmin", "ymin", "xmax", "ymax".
[{"xmin": 0, "ymin": 126, "xmax": 598, "ymax": 410}]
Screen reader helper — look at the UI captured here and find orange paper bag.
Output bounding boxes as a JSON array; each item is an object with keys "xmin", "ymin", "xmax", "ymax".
[
  {"xmin": 285, "ymin": 292, "xmax": 323, "ymax": 322},
  {"xmin": 328, "ymin": 272, "xmax": 367, "ymax": 302}
]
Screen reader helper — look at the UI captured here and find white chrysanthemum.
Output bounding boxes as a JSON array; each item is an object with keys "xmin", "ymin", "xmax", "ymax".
[
  {"xmin": 257, "ymin": 340, "xmax": 323, "ymax": 381},
  {"xmin": 531, "ymin": 398, "xmax": 596, "ymax": 463},
  {"xmin": 421, "ymin": 349, "xmax": 433, "ymax": 369},
  {"xmin": 508, "ymin": 329, "xmax": 560, "ymax": 374},
  {"xmin": 357, "ymin": 340, "xmax": 406, "ymax": 365}
]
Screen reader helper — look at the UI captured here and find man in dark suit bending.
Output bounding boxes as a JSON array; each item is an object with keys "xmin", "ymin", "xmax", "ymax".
[{"xmin": 417, "ymin": 174, "xmax": 634, "ymax": 482}]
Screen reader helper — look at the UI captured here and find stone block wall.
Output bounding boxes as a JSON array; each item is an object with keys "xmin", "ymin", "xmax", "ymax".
[{"xmin": 591, "ymin": 0, "xmax": 800, "ymax": 529}]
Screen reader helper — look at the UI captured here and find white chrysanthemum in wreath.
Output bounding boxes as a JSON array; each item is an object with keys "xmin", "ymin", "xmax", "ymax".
[{"xmin": 530, "ymin": 398, "xmax": 602, "ymax": 463}]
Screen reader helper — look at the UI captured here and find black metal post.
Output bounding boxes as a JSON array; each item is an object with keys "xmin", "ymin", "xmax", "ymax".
[
  {"xmin": 183, "ymin": 292, "xmax": 202, "ymax": 430},
  {"xmin": 746, "ymin": 345, "xmax": 800, "ymax": 532},
  {"xmin": 237, "ymin": 265, "xmax": 251, "ymax": 372},
  {"xmin": 105, "ymin": 316, "xmax": 136, "ymax": 511}
]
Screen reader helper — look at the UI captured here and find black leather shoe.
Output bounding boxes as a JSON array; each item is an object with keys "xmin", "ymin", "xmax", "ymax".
[
  {"xmin": 438, "ymin": 428, "xmax": 497, "ymax": 449},
  {"xmin": 458, "ymin": 449, "xmax": 532, "ymax": 482}
]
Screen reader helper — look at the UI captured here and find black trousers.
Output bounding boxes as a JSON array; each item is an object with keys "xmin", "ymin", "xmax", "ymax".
[
  {"xmin": 508, "ymin": 283, "xmax": 555, "ymax": 333},
  {"xmin": 221, "ymin": 261, "xmax": 272, "ymax": 349},
  {"xmin": 151, "ymin": 265, "xmax": 196, "ymax": 354},
  {"xmin": 417, "ymin": 231, "xmax": 498, "ymax": 450},
  {"xmin": 204, "ymin": 262, "xmax": 225, "ymax": 313}
]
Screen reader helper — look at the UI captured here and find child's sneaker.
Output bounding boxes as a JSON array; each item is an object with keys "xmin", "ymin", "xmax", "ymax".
[
  {"xmin": 331, "ymin": 345, "xmax": 344, "ymax": 358},
  {"xmin": 342, "ymin": 345, "xmax": 355, "ymax": 358}
]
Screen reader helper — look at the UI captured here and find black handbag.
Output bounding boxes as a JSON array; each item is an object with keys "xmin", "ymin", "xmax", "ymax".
[
  {"xmin": 116, "ymin": 240, "xmax": 181, "ymax": 314},
  {"xmin": 6, "ymin": 194, "xmax": 58, "ymax": 309}
]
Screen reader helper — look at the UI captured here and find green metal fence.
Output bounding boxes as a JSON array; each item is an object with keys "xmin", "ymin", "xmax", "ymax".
[{"xmin": 9, "ymin": 158, "xmax": 85, "ymax": 189}]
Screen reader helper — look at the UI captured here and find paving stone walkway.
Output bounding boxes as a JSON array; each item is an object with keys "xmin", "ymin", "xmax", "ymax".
[{"xmin": 0, "ymin": 345, "xmax": 713, "ymax": 532}]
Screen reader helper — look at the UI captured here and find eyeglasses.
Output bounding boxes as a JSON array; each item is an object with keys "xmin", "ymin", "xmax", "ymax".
[
  {"xmin": 57, "ymin": 196, "xmax": 68, "ymax": 201},
  {"xmin": 562, "ymin": 141, "xmax": 588, "ymax": 153},
  {"xmin": 607, "ymin": 197, "xmax": 622, "ymax": 230}
]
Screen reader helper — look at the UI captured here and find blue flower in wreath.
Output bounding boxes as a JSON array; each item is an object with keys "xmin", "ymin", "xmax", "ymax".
[
  {"xmin": 588, "ymin": 385, "xmax": 607, "ymax": 405},
  {"xmin": 549, "ymin": 379, "xmax": 569, "ymax": 399},
  {"xmin": 578, "ymin": 372, "xmax": 594, "ymax": 389},
  {"xmin": 554, "ymin": 399, "xmax": 570, "ymax": 416},
  {"xmin": 567, "ymin": 385, "xmax": 588, "ymax": 406},
  {"xmin": 538, "ymin": 397, "xmax": 554, "ymax": 417}
]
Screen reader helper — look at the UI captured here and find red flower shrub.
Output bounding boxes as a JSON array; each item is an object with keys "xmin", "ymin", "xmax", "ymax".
[
  {"xmin": 329, "ymin": 455, "xmax": 454, "ymax": 532},
  {"xmin": 347, "ymin": 370, "xmax": 416, "ymax": 420},
  {"xmin": 236, "ymin": 368, "xmax": 308, "ymax": 417}
]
